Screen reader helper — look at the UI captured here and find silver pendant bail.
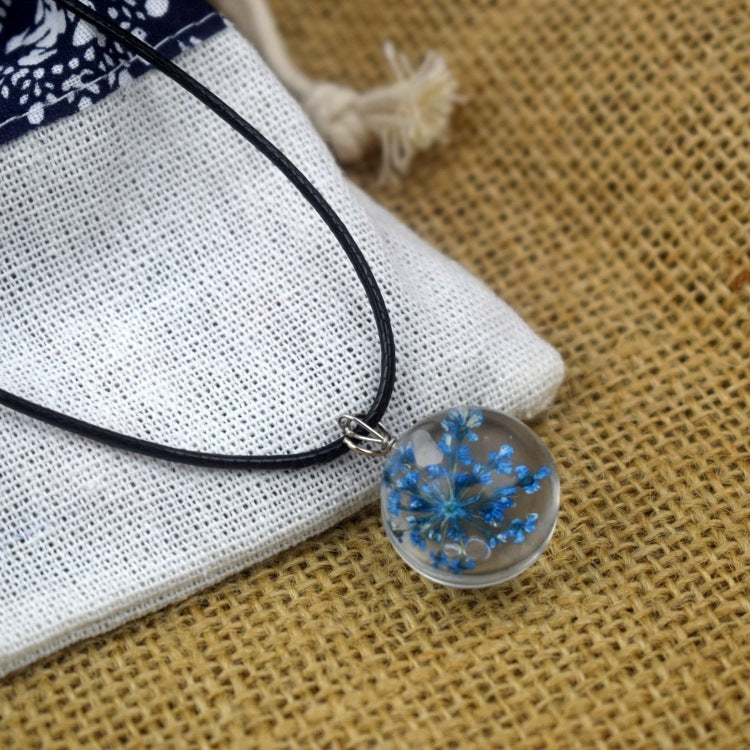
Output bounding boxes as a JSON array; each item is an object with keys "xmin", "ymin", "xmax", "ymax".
[{"xmin": 338, "ymin": 414, "xmax": 396, "ymax": 457}]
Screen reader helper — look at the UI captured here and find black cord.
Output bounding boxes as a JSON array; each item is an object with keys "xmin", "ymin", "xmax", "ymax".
[{"xmin": 0, "ymin": 0, "xmax": 397, "ymax": 470}]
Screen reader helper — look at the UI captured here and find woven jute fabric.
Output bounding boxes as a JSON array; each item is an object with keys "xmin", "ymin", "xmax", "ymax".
[{"xmin": 2, "ymin": 0, "xmax": 749, "ymax": 747}]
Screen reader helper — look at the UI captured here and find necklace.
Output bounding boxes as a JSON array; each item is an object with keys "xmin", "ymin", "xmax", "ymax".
[{"xmin": 2, "ymin": 0, "xmax": 560, "ymax": 589}]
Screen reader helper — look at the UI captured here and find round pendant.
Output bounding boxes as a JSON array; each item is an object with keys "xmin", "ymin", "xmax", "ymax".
[{"xmin": 380, "ymin": 406, "xmax": 559, "ymax": 588}]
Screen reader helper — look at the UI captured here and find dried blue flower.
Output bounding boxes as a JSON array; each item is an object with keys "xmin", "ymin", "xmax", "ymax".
[
  {"xmin": 441, "ymin": 407, "xmax": 483, "ymax": 443},
  {"xmin": 426, "ymin": 464, "xmax": 449, "ymax": 479},
  {"xmin": 382, "ymin": 408, "xmax": 552, "ymax": 575},
  {"xmin": 488, "ymin": 444, "xmax": 514, "ymax": 475},
  {"xmin": 410, "ymin": 529, "xmax": 427, "ymax": 550},
  {"xmin": 395, "ymin": 471, "xmax": 420, "ymax": 493},
  {"xmin": 457, "ymin": 444, "xmax": 473, "ymax": 466},
  {"xmin": 515, "ymin": 465, "xmax": 551, "ymax": 494},
  {"xmin": 454, "ymin": 464, "xmax": 492, "ymax": 492},
  {"xmin": 495, "ymin": 514, "xmax": 539, "ymax": 544},
  {"xmin": 483, "ymin": 492, "xmax": 516, "ymax": 524},
  {"xmin": 430, "ymin": 551, "xmax": 477, "ymax": 573}
]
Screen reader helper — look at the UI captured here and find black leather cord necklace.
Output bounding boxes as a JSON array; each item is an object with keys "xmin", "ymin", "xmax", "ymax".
[
  {"xmin": 1, "ymin": 0, "xmax": 396, "ymax": 471},
  {"xmin": 1, "ymin": 0, "xmax": 561, "ymax": 589}
]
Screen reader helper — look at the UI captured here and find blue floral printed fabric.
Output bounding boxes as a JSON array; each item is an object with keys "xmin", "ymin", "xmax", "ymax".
[{"xmin": 0, "ymin": 0, "xmax": 224, "ymax": 146}]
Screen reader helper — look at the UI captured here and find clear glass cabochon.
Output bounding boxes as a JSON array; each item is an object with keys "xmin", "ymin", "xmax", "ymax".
[{"xmin": 380, "ymin": 407, "xmax": 560, "ymax": 588}]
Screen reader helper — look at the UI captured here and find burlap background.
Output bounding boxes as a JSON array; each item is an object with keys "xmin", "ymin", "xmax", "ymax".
[{"xmin": 2, "ymin": 1, "xmax": 749, "ymax": 747}]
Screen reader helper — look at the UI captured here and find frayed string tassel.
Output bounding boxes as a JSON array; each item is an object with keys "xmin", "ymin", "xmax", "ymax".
[{"xmin": 210, "ymin": 0, "xmax": 460, "ymax": 181}]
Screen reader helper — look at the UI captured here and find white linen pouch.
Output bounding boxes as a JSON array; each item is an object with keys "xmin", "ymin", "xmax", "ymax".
[{"xmin": 0, "ymin": 21, "xmax": 564, "ymax": 675}]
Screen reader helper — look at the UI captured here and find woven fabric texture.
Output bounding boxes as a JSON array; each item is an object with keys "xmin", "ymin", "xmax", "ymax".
[
  {"xmin": 0, "ymin": 24, "xmax": 562, "ymax": 675},
  {"xmin": 2, "ymin": 0, "xmax": 749, "ymax": 747}
]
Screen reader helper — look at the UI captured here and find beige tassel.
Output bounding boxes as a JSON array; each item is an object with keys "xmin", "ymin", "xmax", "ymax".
[{"xmin": 210, "ymin": 0, "xmax": 459, "ymax": 180}]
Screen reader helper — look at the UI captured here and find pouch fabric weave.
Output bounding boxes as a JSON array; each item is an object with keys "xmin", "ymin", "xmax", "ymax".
[{"xmin": 0, "ymin": 10, "xmax": 563, "ymax": 675}]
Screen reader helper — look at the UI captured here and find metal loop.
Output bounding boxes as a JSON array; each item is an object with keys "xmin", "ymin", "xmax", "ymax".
[{"xmin": 338, "ymin": 414, "xmax": 397, "ymax": 457}]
